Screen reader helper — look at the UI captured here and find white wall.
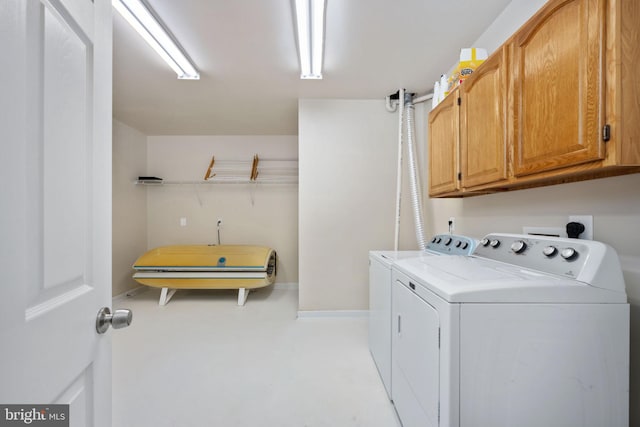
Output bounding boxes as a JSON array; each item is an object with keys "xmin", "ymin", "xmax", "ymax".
[
  {"xmin": 299, "ymin": 99, "xmax": 424, "ymax": 312},
  {"xmin": 425, "ymin": 0, "xmax": 640, "ymax": 423},
  {"xmin": 472, "ymin": 0, "xmax": 547, "ymax": 53},
  {"xmin": 112, "ymin": 120, "xmax": 148, "ymax": 296},
  {"xmin": 145, "ymin": 136, "xmax": 299, "ymax": 284}
]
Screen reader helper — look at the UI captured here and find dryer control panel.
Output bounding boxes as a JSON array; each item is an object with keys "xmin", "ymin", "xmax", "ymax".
[{"xmin": 426, "ymin": 234, "xmax": 476, "ymax": 255}]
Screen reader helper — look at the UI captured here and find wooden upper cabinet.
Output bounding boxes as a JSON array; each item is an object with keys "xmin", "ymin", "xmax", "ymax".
[
  {"xmin": 426, "ymin": 0, "xmax": 639, "ymax": 198},
  {"xmin": 428, "ymin": 90, "xmax": 459, "ymax": 196},
  {"xmin": 512, "ymin": 0, "xmax": 606, "ymax": 177},
  {"xmin": 608, "ymin": 0, "xmax": 640, "ymax": 167},
  {"xmin": 459, "ymin": 46, "xmax": 508, "ymax": 189}
]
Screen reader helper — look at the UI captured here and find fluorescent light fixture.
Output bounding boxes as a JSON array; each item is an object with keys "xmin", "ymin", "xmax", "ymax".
[
  {"xmin": 112, "ymin": 0, "xmax": 199, "ymax": 80},
  {"xmin": 294, "ymin": 0, "xmax": 326, "ymax": 79}
]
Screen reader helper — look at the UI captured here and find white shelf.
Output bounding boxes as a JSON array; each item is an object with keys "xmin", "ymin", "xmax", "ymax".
[
  {"xmin": 136, "ymin": 177, "xmax": 298, "ymax": 185},
  {"xmin": 136, "ymin": 156, "xmax": 298, "ymax": 185}
]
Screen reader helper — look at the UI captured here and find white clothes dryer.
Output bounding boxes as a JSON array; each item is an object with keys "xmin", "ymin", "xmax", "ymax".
[
  {"xmin": 368, "ymin": 234, "xmax": 476, "ymax": 399},
  {"xmin": 391, "ymin": 233, "xmax": 629, "ymax": 427}
]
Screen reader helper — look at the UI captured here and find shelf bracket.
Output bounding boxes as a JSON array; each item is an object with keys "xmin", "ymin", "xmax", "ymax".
[
  {"xmin": 250, "ymin": 154, "xmax": 259, "ymax": 181},
  {"xmin": 204, "ymin": 155, "xmax": 215, "ymax": 180}
]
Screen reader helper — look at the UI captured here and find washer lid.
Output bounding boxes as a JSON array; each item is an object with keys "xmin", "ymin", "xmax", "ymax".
[{"xmin": 393, "ymin": 255, "xmax": 627, "ymax": 303}]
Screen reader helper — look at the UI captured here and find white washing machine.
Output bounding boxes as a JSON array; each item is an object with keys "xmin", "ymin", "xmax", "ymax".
[
  {"xmin": 391, "ymin": 233, "xmax": 629, "ymax": 427},
  {"xmin": 369, "ymin": 234, "xmax": 476, "ymax": 399}
]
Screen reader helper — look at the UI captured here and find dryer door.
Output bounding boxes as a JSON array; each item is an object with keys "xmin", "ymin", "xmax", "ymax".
[{"xmin": 392, "ymin": 279, "xmax": 440, "ymax": 427}]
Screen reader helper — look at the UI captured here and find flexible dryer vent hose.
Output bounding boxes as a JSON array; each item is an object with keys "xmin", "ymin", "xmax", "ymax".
[{"xmin": 405, "ymin": 100, "xmax": 427, "ymax": 250}]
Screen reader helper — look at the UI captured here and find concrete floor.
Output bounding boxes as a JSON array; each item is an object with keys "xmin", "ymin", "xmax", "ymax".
[{"xmin": 112, "ymin": 287, "xmax": 400, "ymax": 427}]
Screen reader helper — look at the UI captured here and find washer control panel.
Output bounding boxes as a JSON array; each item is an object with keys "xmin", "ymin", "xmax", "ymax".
[
  {"xmin": 426, "ymin": 234, "xmax": 476, "ymax": 255},
  {"xmin": 474, "ymin": 233, "xmax": 594, "ymax": 279}
]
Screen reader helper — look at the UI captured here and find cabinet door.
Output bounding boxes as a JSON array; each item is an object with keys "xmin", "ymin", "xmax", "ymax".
[
  {"xmin": 512, "ymin": 0, "xmax": 605, "ymax": 176},
  {"xmin": 460, "ymin": 47, "xmax": 508, "ymax": 188},
  {"xmin": 428, "ymin": 91, "xmax": 459, "ymax": 196}
]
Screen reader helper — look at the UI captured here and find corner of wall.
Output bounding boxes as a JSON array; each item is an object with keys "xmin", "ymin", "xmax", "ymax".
[{"xmin": 112, "ymin": 119, "xmax": 148, "ymax": 297}]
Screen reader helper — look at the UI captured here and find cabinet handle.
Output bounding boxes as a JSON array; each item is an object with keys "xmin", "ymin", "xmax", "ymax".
[{"xmin": 603, "ymin": 124, "xmax": 611, "ymax": 142}]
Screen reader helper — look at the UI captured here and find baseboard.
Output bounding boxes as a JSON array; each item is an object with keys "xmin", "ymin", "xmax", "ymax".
[
  {"xmin": 297, "ymin": 310, "xmax": 369, "ymax": 319},
  {"xmin": 112, "ymin": 286, "xmax": 149, "ymax": 301},
  {"xmin": 273, "ymin": 282, "xmax": 298, "ymax": 290}
]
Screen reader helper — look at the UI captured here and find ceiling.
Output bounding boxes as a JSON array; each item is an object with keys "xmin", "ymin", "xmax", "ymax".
[{"xmin": 112, "ymin": 0, "xmax": 512, "ymax": 136}]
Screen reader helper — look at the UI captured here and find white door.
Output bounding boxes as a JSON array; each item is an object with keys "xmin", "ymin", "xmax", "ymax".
[{"xmin": 0, "ymin": 0, "xmax": 113, "ymax": 425}]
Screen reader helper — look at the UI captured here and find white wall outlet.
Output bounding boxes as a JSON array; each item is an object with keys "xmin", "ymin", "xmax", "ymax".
[
  {"xmin": 568, "ymin": 215, "xmax": 593, "ymax": 240},
  {"xmin": 448, "ymin": 217, "xmax": 455, "ymax": 233},
  {"xmin": 180, "ymin": 217, "xmax": 187, "ymax": 227}
]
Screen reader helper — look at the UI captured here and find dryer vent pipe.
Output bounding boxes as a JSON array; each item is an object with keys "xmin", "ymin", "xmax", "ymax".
[
  {"xmin": 404, "ymin": 96, "xmax": 427, "ymax": 250},
  {"xmin": 389, "ymin": 89, "xmax": 427, "ymax": 250}
]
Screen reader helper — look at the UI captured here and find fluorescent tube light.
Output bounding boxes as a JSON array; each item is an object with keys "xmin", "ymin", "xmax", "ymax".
[
  {"xmin": 294, "ymin": 0, "xmax": 326, "ymax": 79},
  {"xmin": 112, "ymin": 0, "xmax": 199, "ymax": 80}
]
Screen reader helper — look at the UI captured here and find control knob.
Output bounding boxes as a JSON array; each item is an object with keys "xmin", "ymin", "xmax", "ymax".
[
  {"xmin": 431, "ymin": 237, "xmax": 438, "ymax": 243},
  {"xmin": 489, "ymin": 239, "xmax": 501, "ymax": 248},
  {"xmin": 543, "ymin": 246, "xmax": 558, "ymax": 257},
  {"xmin": 444, "ymin": 237, "xmax": 452, "ymax": 246},
  {"xmin": 510, "ymin": 240, "xmax": 527, "ymax": 254},
  {"xmin": 480, "ymin": 238, "xmax": 490, "ymax": 247},
  {"xmin": 560, "ymin": 247, "xmax": 578, "ymax": 260}
]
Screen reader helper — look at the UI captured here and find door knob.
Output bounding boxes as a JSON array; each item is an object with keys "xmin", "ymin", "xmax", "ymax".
[{"xmin": 96, "ymin": 307, "xmax": 133, "ymax": 334}]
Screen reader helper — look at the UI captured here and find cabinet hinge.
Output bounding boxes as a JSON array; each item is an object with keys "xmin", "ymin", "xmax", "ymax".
[
  {"xmin": 602, "ymin": 124, "xmax": 611, "ymax": 142},
  {"xmin": 457, "ymin": 97, "xmax": 461, "ymax": 106}
]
